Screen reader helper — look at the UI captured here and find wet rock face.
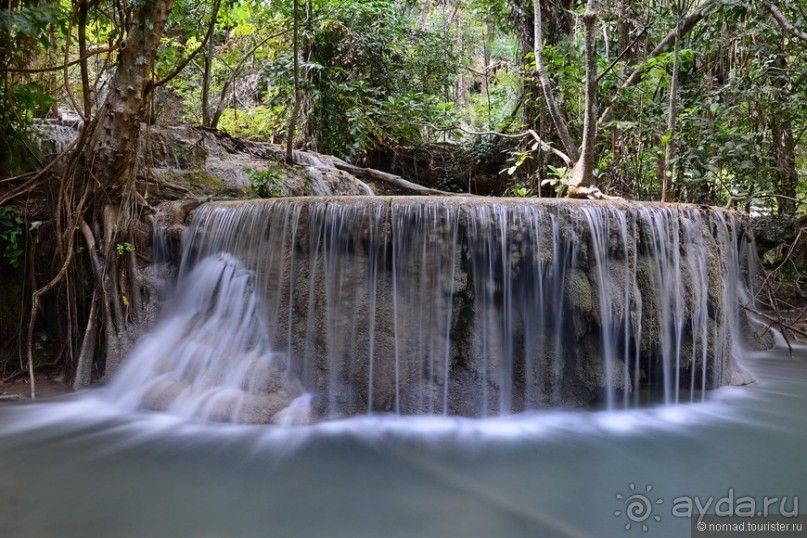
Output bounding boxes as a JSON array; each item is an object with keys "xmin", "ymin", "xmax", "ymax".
[{"xmin": 165, "ymin": 197, "xmax": 757, "ymax": 420}]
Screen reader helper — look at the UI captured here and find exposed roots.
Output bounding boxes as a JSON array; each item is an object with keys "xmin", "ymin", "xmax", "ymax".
[{"xmin": 9, "ymin": 119, "xmax": 148, "ymax": 397}]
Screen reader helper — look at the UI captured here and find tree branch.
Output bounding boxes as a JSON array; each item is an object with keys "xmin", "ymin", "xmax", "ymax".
[
  {"xmin": 419, "ymin": 123, "xmax": 572, "ymax": 165},
  {"xmin": 286, "ymin": 0, "xmax": 301, "ymax": 164},
  {"xmin": 662, "ymin": 6, "xmax": 682, "ymax": 202},
  {"xmin": 596, "ymin": 23, "xmax": 651, "ymax": 84},
  {"xmin": 741, "ymin": 304, "xmax": 807, "ymax": 340},
  {"xmin": 210, "ymin": 28, "xmax": 292, "ymax": 127},
  {"xmin": 62, "ymin": 5, "xmax": 86, "ymax": 120},
  {"xmin": 0, "ymin": 46, "xmax": 116, "ymax": 74},
  {"xmin": 150, "ymin": 0, "xmax": 222, "ymax": 89},
  {"xmin": 599, "ymin": 0, "xmax": 716, "ymax": 125},
  {"xmin": 761, "ymin": 1, "xmax": 807, "ymax": 41}
]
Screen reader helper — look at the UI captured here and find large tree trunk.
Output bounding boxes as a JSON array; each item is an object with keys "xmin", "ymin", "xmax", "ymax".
[
  {"xmin": 86, "ymin": 0, "xmax": 174, "ymax": 192},
  {"xmin": 77, "ymin": 0, "xmax": 173, "ymax": 376}
]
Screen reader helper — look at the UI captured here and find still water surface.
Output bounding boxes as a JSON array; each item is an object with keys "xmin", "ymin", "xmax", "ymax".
[{"xmin": 1, "ymin": 346, "xmax": 805, "ymax": 538}]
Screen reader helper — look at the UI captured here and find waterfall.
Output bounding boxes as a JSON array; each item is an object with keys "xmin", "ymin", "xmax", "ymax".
[
  {"xmin": 111, "ymin": 197, "xmax": 758, "ymax": 423},
  {"xmin": 108, "ymin": 254, "xmax": 310, "ymax": 424}
]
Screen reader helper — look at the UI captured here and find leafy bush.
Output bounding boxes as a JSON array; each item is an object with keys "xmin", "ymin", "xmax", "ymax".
[
  {"xmin": 0, "ymin": 208, "xmax": 25, "ymax": 268},
  {"xmin": 248, "ymin": 167, "xmax": 284, "ymax": 198},
  {"xmin": 261, "ymin": 0, "xmax": 458, "ymax": 161}
]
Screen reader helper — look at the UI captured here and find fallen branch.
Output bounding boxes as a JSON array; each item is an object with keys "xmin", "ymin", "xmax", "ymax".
[
  {"xmin": 330, "ymin": 159, "xmax": 465, "ymax": 196},
  {"xmin": 741, "ymin": 304, "xmax": 807, "ymax": 339},
  {"xmin": 418, "ymin": 123, "xmax": 572, "ymax": 165},
  {"xmin": 766, "ymin": 282, "xmax": 793, "ymax": 356},
  {"xmin": 725, "ymin": 192, "xmax": 806, "ymax": 209}
]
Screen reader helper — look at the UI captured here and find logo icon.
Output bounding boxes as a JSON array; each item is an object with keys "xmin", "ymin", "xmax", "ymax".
[{"xmin": 614, "ymin": 482, "xmax": 664, "ymax": 532}]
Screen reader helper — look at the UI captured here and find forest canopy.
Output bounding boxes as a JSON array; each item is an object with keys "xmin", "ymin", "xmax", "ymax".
[{"xmin": 1, "ymin": 0, "xmax": 804, "ymax": 209}]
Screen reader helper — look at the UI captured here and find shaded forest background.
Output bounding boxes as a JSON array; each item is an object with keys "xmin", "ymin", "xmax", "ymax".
[{"xmin": 0, "ymin": 0, "xmax": 805, "ymax": 390}]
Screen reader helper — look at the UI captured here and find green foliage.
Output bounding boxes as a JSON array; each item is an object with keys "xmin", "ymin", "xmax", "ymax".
[
  {"xmin": 0, "ymin": 208, "xmax": 25, "ymax": 268},
  {"xmin": 466, "ymin": 65, "xmax": 520, "ymax": 131},
  {"xmin": 217, "ymin": 104, "xmax": 287, "ymax": 141},
  {"xmin": 540, "ymin": 164, "xmax": 571, "ymax": 195},
  {"xmin": 298, "ymin": 0, "xmax": 458, "ymax": 159},
  {"xmin": 248, "ymin": 167, "xmax": 284, "ymax": 198},
  {"xmin": 589, "ymin": 2, "xmax": 806, "ymax": 209},
  {"xmin": 116, "ymin": 242, "xmax": 134, "ymax": 255},
  {"xmin": 0, "ymin": 1, "xmax": 63, "ymax": 175},
  {"xmin": 1, "ymin": 0, "xmax": 803, "ymax": 213},
  {"xmin": 504, "ymin": 183, "xmax": 534, "ymax": 197}
]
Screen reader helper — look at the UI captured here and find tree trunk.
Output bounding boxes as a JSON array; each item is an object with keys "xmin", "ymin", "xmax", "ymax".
[
  {"xmin": 455, "ymin": 10, "xmax": 467, "ymax": 112},
  {"xmin": 511, "ymin": 0, "xmax": 571, "ymax": 131},
  {"xmin": 202, "ymin": 29, "xmax": 215, "ymax": 127},
  {"xmin": 482, "ymin": 14, "xmax": 493, "ymax": 98},
  {"xmin": 77, "ymin": 1, "xmax": 92, "ymax": 116},
  {"xmin": 662, "ymin": 13, "xmax": 681, "ymax": 203},
  {"xmin": 87, "ymin": 0, "xmax": 174, "ymax": 192},
  {"xmin": 286, "ymin": 0, "xmax": 300, "ymax": 164},
  {"xmin": 571, "ymin": 0, "xmax": 600, "ymax": 188},
  {"xmin": 77, "ymin": 0, "xmax": 173, "ymax": 377},
  {"xmin": 771, "ymin": 112, "xmax": 798, "ymax": 216},
  {"xmin": 617, "ymin": 0, "xmax": 629, "ymax": 53},
  {"xmin": 482, "ymin": 13, "xmax": 493, "ymax": 129},
  {"xmin": 418, "ymin": 0, "xmax": 431, "ymax": 31},
  {"xmin": 532, "ymin": 0, "xmax": 579, "ymax": 163}
]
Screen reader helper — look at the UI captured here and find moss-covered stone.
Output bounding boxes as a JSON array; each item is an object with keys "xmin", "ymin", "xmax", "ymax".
[{"xmin": 565, "ymin": 269, "xmax": 594, "ymax": 315}]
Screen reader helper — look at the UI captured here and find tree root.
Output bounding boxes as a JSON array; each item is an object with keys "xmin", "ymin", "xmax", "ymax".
[{"xmin": 565, "ymin": 184, "xmax": 622, "ymax": 200}]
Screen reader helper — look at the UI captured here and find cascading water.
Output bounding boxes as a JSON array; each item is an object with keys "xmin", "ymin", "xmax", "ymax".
[
  {"xmin": 108, "ymin": 254, "xmax": 311, "ymax": 424},
  {"xmin": 110, "ymin": 197, "xmax": 758, "ymax": 423}
]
